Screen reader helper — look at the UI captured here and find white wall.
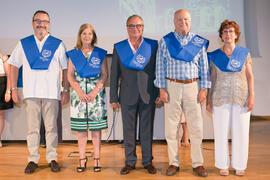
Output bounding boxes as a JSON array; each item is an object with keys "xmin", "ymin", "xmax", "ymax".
[{"xmin": 250, "ymin": 0, "xmax": 270, "ymax": 115}]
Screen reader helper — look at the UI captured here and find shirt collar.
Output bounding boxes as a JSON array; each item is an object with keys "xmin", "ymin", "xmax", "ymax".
[
  {"xmin": 34, "ymin": 34, "xmax": 50, "ymax": 51},
  {"xmin": 174, "ymin": 31, "xmax": 191, "ymax": 39},
  {"xmin": 128, "ymin": 37, "xmax": 144, "ymax": 54}
]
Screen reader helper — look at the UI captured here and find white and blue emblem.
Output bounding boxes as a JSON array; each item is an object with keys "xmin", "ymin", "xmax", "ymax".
[
  {"xmin": 40, "ymin": 49, "xmax": 51, "ymax": 61},
  {"xmin": 192, "ymin": 37, "xmax": 204, "ymax": 47},
  {"xmin": 89, "ymin": 57, "xmax": 101, "ymax": 68},
  {"xmin": 230, "ymin": 59, "xmax": 241, "ymax": 68},
  {"xmin": 135, "ymin": 54, "xmax": 146, "ymax": 64}
]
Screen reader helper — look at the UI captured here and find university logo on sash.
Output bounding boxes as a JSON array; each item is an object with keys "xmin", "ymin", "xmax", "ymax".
[
  {"xmin": 163, "ymin": 32, "xmax": 209, "ymax": 62},
  {"xmin": 67, "ymin": 47, "xmax": 107, "ymax": 78},
  {"xmin": 21, "ymin": 35, "xmax": 62, "ymax": 70},
  {"xmin": 114, "ymin": 38, "xmax": 157, "ymax": 70},
  {"xmin": 208, "ymin": 46, "xmax": 250, "ymax": 72}
]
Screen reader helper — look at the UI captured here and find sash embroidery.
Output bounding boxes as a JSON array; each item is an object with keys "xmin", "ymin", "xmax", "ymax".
[
  {"xmin": 67, "ymin": 47, "xmax": 107, "ymax": 78},
  {"xmin": 208, "ymin": 46, "xmax": 249, "ymax": 72},
  {"xmin": 163, "ymin": 32, "xmax": 209, "ymax": 62},
  {"xmin": 21, "ymin": 35, "xmax": 62, "ymax": 70},
  {"xmin": 114, "ymin": 38, "xmax": 157, "ymax": 70}
]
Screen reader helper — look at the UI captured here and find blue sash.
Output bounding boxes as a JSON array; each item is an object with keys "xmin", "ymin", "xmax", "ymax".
[
  {"xmin": 208, "ymin": 46, "xmax": 249, "ymax": 72},
  {"xmin": 21, "ymin": 35, "xmax": 62, "ymax": 70},
  {"xmin": 114, "ymin": 38, "xmax": 157, "ymax": 70},
  {"xmin": 163, "ymin": 32, "xmax": 209, "ymax": 62},
  {"xmin": 67, "ymin": 47, "xmax": 107, "ymax": 78},
  {"xmin": 17, "ymin": 67, "xmax": 23, "ymax": 87}
]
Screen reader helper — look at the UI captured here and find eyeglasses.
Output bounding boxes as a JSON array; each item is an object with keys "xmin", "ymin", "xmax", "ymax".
[
  {"xmin": 33, "ymin": 19, "xmax": 50, "ymax": 24},
  {"xmin": 127, "ymin": 24, "xmax": 144, "ymax": 29},
  {"xmin": 223, "ymin": 30, "xmax": 234, "ymax": 34}
]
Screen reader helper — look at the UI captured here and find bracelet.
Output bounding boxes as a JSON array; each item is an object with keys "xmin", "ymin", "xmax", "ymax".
[
  {"xmin": 96, "ymin": 85, "xmax": 101, "ymax": 90},
  {"xmin": 6, "ymin": 89, "xmax": 11, "ymax": 94},
  {"xmin": 63, "ymin": 89, "xmax": 70, "ymax": 93},
  {"xmin": 10, "ymin": 87, "xmax": 18, "ymax": 91}
]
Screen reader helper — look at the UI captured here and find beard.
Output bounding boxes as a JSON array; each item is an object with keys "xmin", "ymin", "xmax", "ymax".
[{"xmin": 36, "ymin": 26, "xmax": 48, "ymax": 36}]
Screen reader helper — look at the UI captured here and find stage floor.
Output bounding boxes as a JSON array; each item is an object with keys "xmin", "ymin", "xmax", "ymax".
[{"xmin": 0, "ymin": 118, "xmax": 270, "ymax": 180}]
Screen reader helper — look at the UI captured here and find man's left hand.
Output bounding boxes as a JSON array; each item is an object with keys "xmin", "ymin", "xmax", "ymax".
[
  {"xmin": 197, "ymin": 89, "xmax": 207, "ymax": 103},
  {"xmin": 61, "ymin": 92, "xmax": 70, "ymax": 105}
]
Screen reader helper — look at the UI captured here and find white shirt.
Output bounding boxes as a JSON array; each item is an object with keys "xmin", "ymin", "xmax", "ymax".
[
  {"xmin": 128, "ymin": 37, "xmax": 144, "ymax": 54},
  {"xmin": 8, "ymin": 34, "xmax": 68, "ymax": 100}
]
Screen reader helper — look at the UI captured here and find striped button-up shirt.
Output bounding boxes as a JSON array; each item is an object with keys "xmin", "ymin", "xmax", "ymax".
[{"xmin": 154, "ymin": 31, "xmax": 211, "ymax": 89}]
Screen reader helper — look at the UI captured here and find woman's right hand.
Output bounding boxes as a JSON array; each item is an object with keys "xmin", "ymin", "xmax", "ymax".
[
  {"xmin": 4, "ymin": 92, "xmax": 11, "ymax": 103},
  {"xmin": 77, "ymin": 91, "xmax": 89, "ymax": 103}
]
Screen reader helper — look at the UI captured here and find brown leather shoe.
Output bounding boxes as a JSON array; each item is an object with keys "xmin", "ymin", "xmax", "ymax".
[
  {"xmin": 24, "ymin": 161, "xmax": 38, "ymax": 174},
  {"xmin": 120, "ymin": 165, "xmax": 135, "ymax": 175},
  {"xmin": 166, "ymin": 165, "xmax": 179, "ymax": 176},
  {"xmin": 144, "ymin": 164, "xmax": 157, "ymax": 174},
  {"xmin": 193, "ymin": 166, "xmax": 208, "ymax": 177},
  {"xmin": 49, "ymin": 160, "xmax": 60, "ymax": 172}
]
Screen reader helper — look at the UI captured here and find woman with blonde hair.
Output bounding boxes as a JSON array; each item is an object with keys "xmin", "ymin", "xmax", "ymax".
[{"xmin": 67, "ymin": 24, "xmax": 108, "ymax": 172}]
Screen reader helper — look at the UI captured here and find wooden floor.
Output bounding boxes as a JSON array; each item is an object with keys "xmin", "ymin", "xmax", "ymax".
[{"xmin": 0, "ymin": 119, "xmax": 270, "ymax": 180}]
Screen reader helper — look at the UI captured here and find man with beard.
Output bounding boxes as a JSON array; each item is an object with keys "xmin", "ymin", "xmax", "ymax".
[{"xmin": 8, "ymin": 10, "xmax": 70, "ymax": 174}]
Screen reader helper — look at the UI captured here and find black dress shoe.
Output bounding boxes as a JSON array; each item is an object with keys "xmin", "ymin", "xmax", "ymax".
[
  {"xmin": 40, "ymin": 144, "xmax": 46, "ymax": 148},
  {"xmin": 49, "ymin": 160, "xmax": 60, "ymax": 172},
  {"xmin": 24, "ymin": 161, "xmax": 38, "ymax": 174},
  {"xmin": 120, "ymin": 165, "xmax": 135, "ymax": 175},
  {"xmin": 144, "ymin": 164, "xmax": 157, "ymax": 174}
]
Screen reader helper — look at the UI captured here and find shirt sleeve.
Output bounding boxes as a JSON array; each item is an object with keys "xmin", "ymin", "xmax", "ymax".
[
  {"xmin": 58, "ymin": 42, "xmax": 68, "ymax": 70},
  {"xmin": 154, "ymin": 38, "xmax": 167, "ymax": 89},
  {"xmin": 198, "ymin": 46, "xmax": 211, "ymax": 89},
  {"xmin": 8, "ymin": 41, "xmax": 23, "ymax": 68}
]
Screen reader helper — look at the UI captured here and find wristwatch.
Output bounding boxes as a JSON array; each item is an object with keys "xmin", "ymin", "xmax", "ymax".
[{"xmin": 10, "ymin": 87, "xmax": 18, "ymax": 91}]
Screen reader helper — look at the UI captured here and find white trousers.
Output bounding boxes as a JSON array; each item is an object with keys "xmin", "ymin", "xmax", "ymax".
[{"xmin": 213, "ymin": 104, "xmax": 250, "ymax": 170}]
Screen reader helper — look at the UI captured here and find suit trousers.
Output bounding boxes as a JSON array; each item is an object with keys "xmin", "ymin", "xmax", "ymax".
[
  {"xmin": 24, "ymin": 98, "xmax": 59, "ymax": 163},
  {"xmin": 121, "ymin": 96, "xmax": 155, "ymax": 166},
  {"xmin": 213, "ymin": 104, "xmax": 250, "ymax": 170},
  {"xmin": 165, "ymin": 80, "xmax": 204, "ymax": 168}
]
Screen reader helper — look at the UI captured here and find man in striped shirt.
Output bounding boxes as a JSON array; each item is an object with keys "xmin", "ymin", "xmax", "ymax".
[{"xmin": 154, "ymin": 9, "xmax": 210, "ymax": 177}]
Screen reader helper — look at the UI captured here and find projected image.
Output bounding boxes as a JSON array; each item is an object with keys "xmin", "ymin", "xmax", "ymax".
[
  {"xmin": 185, "ymin": 0, "xmax": 229, "ymax": 33},
  {"xmin": 119, "ymin": 0, "xmax": 175, "ymax": 35},
  {"xmin": 0, "ymin": 0, "xmax": 243, "ymax": 53},
  {"xmin": 118, "ymin": 0, "xmax": 230, "ymax": 34}
]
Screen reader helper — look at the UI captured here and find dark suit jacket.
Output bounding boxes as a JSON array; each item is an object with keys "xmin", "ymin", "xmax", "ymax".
[{"xmin": 110, "ymin": 40, "xmax": 158, "ymax": 106}]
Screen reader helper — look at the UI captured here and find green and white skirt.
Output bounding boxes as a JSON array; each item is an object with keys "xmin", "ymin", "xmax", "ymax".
[{"xmin": 70, "ymin": 73, "xmax": 108, "ymax": 131}]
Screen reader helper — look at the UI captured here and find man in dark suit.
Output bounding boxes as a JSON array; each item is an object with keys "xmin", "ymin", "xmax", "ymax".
[{"xmin": 110, "ymin": 15, "xmax": 159, "ymax": 175}]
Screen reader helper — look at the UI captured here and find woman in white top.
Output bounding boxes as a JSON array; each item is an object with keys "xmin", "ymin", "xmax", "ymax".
[{"xmin": 0, "ymin": 52, "xmax": 13, "ymax": 147}]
